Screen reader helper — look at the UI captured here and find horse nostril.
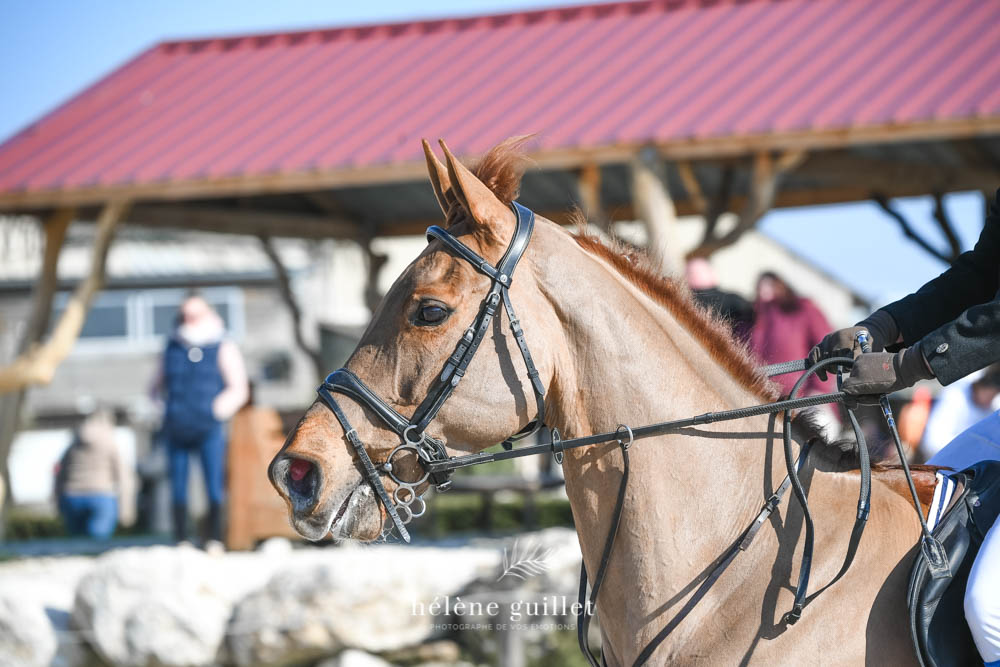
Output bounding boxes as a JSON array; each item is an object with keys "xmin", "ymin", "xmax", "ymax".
[
  {"xmin": 284, "ymin": 457, "xmax": 319, "ymax": 510},
  {"xmin": 289, "ymin": 458, "xmax": 311, "ymax": 482}
]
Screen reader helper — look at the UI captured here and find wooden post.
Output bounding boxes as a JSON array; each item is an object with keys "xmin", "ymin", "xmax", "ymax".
[
  {"xmin": 0, "ymin": 208, "xmax": 74, "ymax": 521},
  {"xmin": 577, "ymin": 163, "xmax": 609, "ymax": 232},
  {"xmin": 0, "ymin": 200, "xmax": 128, "ymax": 393},
  {"xmin": 630, "ymin": 147, "xmax": 682, "ymax": 274}
]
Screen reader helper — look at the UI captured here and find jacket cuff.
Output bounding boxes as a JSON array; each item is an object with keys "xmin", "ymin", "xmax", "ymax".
[{"xmin": 921, "ymin": 328, "xmax": 962, "ymax": 385}]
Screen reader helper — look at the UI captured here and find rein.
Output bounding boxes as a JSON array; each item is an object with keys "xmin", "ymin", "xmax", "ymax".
[{"xmin": 314, "ymin": 200, "xmax": 946, "ymax": 665}]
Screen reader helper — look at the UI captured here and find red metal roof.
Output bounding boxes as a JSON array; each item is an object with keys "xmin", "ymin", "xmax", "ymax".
[{"xmin": 2, "ymin": 0, "xmax": 999, "ymax": 200}]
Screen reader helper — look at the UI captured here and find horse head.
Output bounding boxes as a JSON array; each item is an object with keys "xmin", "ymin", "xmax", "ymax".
[{"xmin": 269, "ymin": 138, "xmax": 560, "ymax": 541}]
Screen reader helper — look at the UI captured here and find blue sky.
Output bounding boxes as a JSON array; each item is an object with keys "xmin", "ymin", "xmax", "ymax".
[{"xmin": 2, "ymin": 1, "xmax": 989, "ymax": 306}]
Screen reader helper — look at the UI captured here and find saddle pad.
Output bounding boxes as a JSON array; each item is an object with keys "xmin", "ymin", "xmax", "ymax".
[{"xmin": 925, "ymin": 471, "xmax": 958, "ymax": 532}]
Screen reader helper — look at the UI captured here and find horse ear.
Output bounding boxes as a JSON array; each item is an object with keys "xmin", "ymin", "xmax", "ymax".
[
  {"xmin": 422, "ymin": 139, "xmax": 454, "ymax": 216},
  {"xmin": 439, "ymin": 139, "xmax": 515, "ymax": 237}
]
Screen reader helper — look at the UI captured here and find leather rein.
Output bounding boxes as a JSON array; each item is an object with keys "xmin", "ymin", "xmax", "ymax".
[{"xmin": 314, "ymin": 201, "xmax": 946, "ymax": 666}]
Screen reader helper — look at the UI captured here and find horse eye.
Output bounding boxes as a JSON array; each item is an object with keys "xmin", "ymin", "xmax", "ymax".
[{"xmin": 415, "ymin": 302, "xmax": 450, "ymax": 326}]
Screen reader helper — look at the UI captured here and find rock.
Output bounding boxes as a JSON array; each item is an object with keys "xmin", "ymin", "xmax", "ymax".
[
  {"xmin": 71, "ymin": 544, "xmax": 256, "ymax": 666},
  {"xmin": 0, "ymin": 555, "xmax": 94, "ymax": 667},
  {"xmin": 316, "ymin": 649, "xmax": 393, "ymax": 667},
  {"xmin": 0, "ymin": 596, "xmax": 56, "ymax": 667},
  {"xmin": 227, "ymin": 542, "xmax": 500, "ymax": 666},
  {"xmin": 256, "ymin": 537, "xmax": 293, "ymax": 557},
  {"xmin": 381, "ymin": 639, "xmax": 461, "ymax": 664}
]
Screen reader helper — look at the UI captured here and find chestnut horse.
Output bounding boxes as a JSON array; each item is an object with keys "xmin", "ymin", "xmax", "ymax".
[{"xmin": 270, "ymin": 138, "xmax": 932, "ymax": 665}]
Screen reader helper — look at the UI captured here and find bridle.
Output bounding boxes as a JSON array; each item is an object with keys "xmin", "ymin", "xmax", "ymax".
[
  {"xmin": 316, "ymin": 201, "xmax": 546, "ymax": 542},
  {"xmin": 313, "ymin": 201, "xmax": 947, "ymax": 666}
]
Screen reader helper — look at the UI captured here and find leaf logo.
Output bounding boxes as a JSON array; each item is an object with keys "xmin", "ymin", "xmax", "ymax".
[{"xmin": 497, "ymin": 539, "xmax": 554, "ymax": 581}]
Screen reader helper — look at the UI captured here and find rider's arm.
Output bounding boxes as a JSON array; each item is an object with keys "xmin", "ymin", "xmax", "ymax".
[{"xmin": 814, "ymin": 189, "xmax": 1000, "ymax": 386}]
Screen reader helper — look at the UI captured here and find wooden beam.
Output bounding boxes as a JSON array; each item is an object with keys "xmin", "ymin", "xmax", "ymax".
[
  {"xmin": 19, "ymin": 208, "xmax": 75, "ymax": 345},
  {"xmin": 0, "ymin": 200, "xmax": 129, "ymax": 393},
  {"xmin": 687, "ymin": 149, "xmax": 805, "ymax": 259},
  {"xmin": 675, "ymin": 161, "xmax": 707, "ymax": 217},
  {"xmin": 129, "ymin": 204, "xmax": 362, "ymax": 239},
  {"xmin": 303, "ymin": 191, "xmax": 349, "ymax": 217},
  {"xmin": 631, "ymin": 147, "xmax": 682, "ymax": 273},
  {"xmin": 794, "ymin": 152, "xmax": 1000, "ymax": 193},
  {"xmin": 1, "ymin": 116, "xmax": 997, "ymax": 212}
]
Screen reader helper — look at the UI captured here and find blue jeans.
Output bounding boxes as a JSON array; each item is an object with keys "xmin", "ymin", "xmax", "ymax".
[
  {"xmin": 60, "ymin": 494, "xmax": 118, "ymax": 539},
  {"xmin": 166, "ymin": 423, "xmax": 227, "ymax": 506}
]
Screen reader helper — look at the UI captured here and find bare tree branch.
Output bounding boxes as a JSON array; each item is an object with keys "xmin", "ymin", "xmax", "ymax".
[
  {"xmin": 932, "ymin": 192, "xmax": 962, "ymax": 260},
  {"xmin": 0, "ymin": 201, "xmax": 127, "ymax": 394},
  {"xmin": 872, "ymin": 193, "xmax": 952, "ymax": 265},
  {"xmin": 259, "ymin": 236, "xmax": 324, "ymax": 382}
]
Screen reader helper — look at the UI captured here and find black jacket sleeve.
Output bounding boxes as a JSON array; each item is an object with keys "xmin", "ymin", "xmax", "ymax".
[{"xmin": 880, "ymin": 188, "xmax": 1000, "ymax": 385}]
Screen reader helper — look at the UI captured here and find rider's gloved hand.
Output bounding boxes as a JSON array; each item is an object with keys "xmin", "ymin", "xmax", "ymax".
[
  {"xmin": 807, "ymin": 310, "xmax": 900, "ymax": 380},
  {"xmin": 842, "ymin": 346, "xmax": 934, "ymax": 395}
]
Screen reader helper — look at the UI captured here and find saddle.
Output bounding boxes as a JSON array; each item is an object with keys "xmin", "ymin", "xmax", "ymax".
[{"xmin": 908, "ymin": 460, "xmax": 1000, "ymax": 667}]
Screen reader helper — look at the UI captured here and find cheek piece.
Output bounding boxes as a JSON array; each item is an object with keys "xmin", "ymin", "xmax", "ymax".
[{"xmin": 316, "ymin": 201, "xmax": 547, "ymax": 542}]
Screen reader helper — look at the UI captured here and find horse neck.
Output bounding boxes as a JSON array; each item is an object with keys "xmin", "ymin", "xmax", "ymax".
[
  {"xmin": 531, "ymin": 227, "xmax": 777, "ymax": 494},
  {"xmin": 531, "ymin": 226, "xmax": 792, "ymax": 605}
]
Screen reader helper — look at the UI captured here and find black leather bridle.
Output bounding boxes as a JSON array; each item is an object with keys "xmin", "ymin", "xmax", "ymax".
[
  {"xmin": 316, "ymin": 201, "xmax": 546, "ymax": 542},
  {"xmin": 313, "ymin": 201, "xmax": 945, "ymax": 666}
]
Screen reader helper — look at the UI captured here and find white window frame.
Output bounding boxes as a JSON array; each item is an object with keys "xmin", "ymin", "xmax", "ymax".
[{"xmin": 56, "ymin": 287, "xmax": 245, "ymax": 356}]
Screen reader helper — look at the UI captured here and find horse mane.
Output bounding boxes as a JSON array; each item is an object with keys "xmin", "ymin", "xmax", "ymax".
[{"xmin": 572, "ymin": 233, "xmax": 779, "ymax": 402}]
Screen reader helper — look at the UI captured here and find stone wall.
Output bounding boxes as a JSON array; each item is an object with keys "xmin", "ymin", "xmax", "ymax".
[{"xmin": 0, "ymin": 529, "xmax": 585, "ymax": 667}]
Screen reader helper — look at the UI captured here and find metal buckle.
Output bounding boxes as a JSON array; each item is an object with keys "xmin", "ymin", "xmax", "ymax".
[
  {"xmin": 551, "ymin": 428, "xmax": 564, "ymax": 465},
  {"xmin": 402, "ymin": 424, "xmax": 424, "ymax": 446},
  {"xmin": 615, "ymin": 424, "xmax": 634, "ymax": 450}
]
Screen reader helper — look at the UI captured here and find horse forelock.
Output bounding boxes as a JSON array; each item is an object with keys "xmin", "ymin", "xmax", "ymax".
[{"xmin": 471, "ymin": 135, "xmax": 533, "ymax": 205}]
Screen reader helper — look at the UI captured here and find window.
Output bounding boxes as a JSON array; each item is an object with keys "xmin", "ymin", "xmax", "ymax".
[{"xmin": 53, "ymin": 287, "xmax": 244, "ymax": 353}]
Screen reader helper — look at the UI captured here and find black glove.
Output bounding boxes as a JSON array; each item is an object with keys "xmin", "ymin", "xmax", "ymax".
[
  {"xmin": 842, "ymin": 346, "xmax": 934, "ymax": 395},
  {"xmin": 807, "ymin": 310, "xmax": 900, "ymax": 380}
]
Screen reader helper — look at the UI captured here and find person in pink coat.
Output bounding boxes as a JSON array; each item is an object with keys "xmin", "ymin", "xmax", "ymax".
[{"xmin": 750, "ymin": 271, "xmax": 836, "ymax": 396}]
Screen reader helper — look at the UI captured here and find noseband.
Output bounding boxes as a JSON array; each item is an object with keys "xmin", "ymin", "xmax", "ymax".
[{"xmin": 316, "ymin": 201, "xmax": 547, "ymax": 542}]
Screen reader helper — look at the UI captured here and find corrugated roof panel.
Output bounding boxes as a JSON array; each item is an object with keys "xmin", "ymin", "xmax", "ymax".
[{"xmin": 0, "ymin": 0, "xmax": 997, "ymax": 198}]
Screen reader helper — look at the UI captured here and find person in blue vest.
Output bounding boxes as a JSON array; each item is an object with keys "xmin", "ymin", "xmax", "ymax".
[{"xmin": 153, "ymin": 295, "xmax": 248, "ymax": 549}]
